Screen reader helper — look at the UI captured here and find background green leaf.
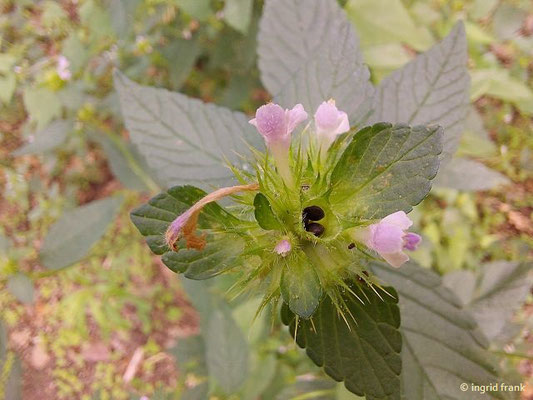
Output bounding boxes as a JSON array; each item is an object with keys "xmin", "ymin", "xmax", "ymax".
[
  {"xmin": 372, "ymin": 261, "xmax": 511, "ymax": 400},
  {"xmin": 224, "ymin": 0, "xmax": 254, "ymax": 34},
  {"xmin": 330, "ymin": 123, "xmax": 443, "ymax": 219},
  {"xmin": 444, "ymin": 261, "xmax": 532, "ymax": 342},
  {"xmin": 6, "ymin": 273, "xmax": 35, "ymax": 304},
  {"xmin": 12, "ymin": 120, "xmax": 73, "ymax": 156},
  {"xmin": 257, "ymin": 0, "xmax": 374, "ymax": 124},
  {"xmin": 370, "ymin": 22, "xmax": 470, "ymax": 162},
  {"xmin": 282, "ymin": 283, "xmax": 402, "ymax": 400},
  {"xmin": 40, "ymin": 196, "xmax": 123, "ymax": 270},
  {"xmin": 434, "ymin": 158, "xmax": 510, "ymax": 191},
  {"xmin": 114, "ymin": 71, "xmax": 261, "ymax": 188}
]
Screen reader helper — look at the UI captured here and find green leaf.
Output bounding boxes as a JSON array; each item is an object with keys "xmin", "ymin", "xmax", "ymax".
[
  {"xmin": 130, "ymin": 186, "xmax": 244, "ymax": 279},
  {"xmin": 7, "ymin": 273, "xmax": 34, "ymax": 304},
  {"xmin": 161, "ymin": 38, "xmax": 201, "ymax": 89},
  {"xmin": 280, "ymin": 252, "xmax": 322, "ymax": 319},
  {"xmin": 330, "ymin": 123, "xmax": 443, "ymax": 219},
  {"xmin": 114, "ymin": 71, "xmax": 261, "ymax": 187},
  {"xmin": 224, "ymin": 0, "xmax": 253, "ymax": 34},
  {"xmin": 434, "ymin": 158, "xmax": 510, "ymax": 191},
  {"xmin": 492, "ymin": 4, "xmax": 527, "ymax": 40},
  {"xmin": 173, "ymin": 0, "xmax": 212, "ymax": 21},
  {"xmin": 12, "ymin": 120, "xmax": 73, "ymax": 156},
  {"xmin": 182, "ymin": 383, "xmax": 208, "ymax": 400},
  {"xmin": 345, "ymin": 0, "xmax": 433, "ymax": 51},
  {"xmin": 276, "ymin": 379, "xmax": 336, "ymax": 400},
  {"xmin": 370, "ymin": 22, "xmax": 469, "ymax": 162},
  {"xmin": 372, "ymin": 261, "xmax": 510, "ymax": 400},
  {"xmin": 281, "ymin": 283, "xmax": 402, "ymax": 400},
  {"xmin": 253, "ymin": 193, "xmax": 281, "ymax": 230},
  {"xmin": 444, "ymin": 261, "xmax": 532, "ymax": 341},
  {"xmin": 457, "ymin": 108, "xmax": 497, "ymax": 158},
  {"xmin": 63, "ymin": 33, "xmax": 89, "ymax": 74},
  {"xmin": 92, "ymin": 132, "xmax": 150, "ymax": 191},
  {"xmin": 241, "ymin": 353, "xmax": 277, "ymax": 400},
  {"xmin": 0, "ymin": 321, "xmax": 22, "ymax": 400},
  {"xmin": 170, "ymin": 334, "xmax": 207, "ymax": 376},
  {"xmin": 206, "ymin": 303, "xmax": 249, "ymax": 394},
  {"xmin": 0, "ymin": 73, "xmax": 16, "ymax": 104},
  {"xmin": 257, "ymin": 0, "xmax": 374, "ymax": 124},
  {"xmin": 23, "ymin": 87, "xmax": 62, "ymax": 130},
  {"xmin": 40, "ymin": 196, "xmax": 123, "ymax": 270}
]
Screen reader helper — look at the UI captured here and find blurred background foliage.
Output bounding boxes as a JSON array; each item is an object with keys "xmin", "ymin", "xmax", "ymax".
[{"xmin": 0, "ymin": 0, "xmax": 531, "ymax": 399}]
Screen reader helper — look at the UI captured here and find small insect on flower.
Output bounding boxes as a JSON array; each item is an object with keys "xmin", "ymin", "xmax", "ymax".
[{"xmin": 354, "ymin": 211, "xmax": 421, "ymax": 268}]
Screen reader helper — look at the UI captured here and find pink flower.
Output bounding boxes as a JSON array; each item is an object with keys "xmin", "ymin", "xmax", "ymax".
[
  {"xmin": 57, "ymin": 56, "xmax": 71, "ymax": 81},
  {"xmin": 359, "ymin": 211, "xmax": 421, "ymax": 268},
  {"xmin": 274, "ymin": 239, "xmax": 291, "ymax": 257},
  {"xmin": 314, "ymin": 100, "xmax": 349, "ymax": 154},
  {"xmin": 249, "ymin": 103, "xmax": 307, "ymax": 185},
  {"xmin": 249, "ymin": 103, "xmax": 307, "ymax": 146}
]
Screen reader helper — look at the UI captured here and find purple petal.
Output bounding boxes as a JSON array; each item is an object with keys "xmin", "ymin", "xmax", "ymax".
[
  {"xmin": 368, "ymin": 223, "xmax": 404, "ymax": 254},
  {"xmin": 286, "ymin": 104, "xmax": 308, "ymax": 134},
  {"xmin": 381, "ymin": 251, "xmax": 409, "ymax": 268},
  {"xmin": 275, "ymin": 239, "xmax": 291, "ymax": 256},
  {"xmin": 314, "ymin": 100, "xmax": 349, "ymax": 137},
  {"xmin": 381, "ymin": 211, "xmax": 413, "ymax": 230},
  {"xmin": 403, "ymin": 232, "xmax": 421, "ymax": 251},
  {"xmin": 252, "ymin": 103, "xmax": 288, "ymax": 142}
]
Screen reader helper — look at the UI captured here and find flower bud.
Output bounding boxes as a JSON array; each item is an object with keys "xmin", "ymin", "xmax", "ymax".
[
  {"xmin": 314, "ymin": 99, "xmax": 349, "ymax": 156},
  {"xmin": 274, "ymin": 239, "xmax": 291, "ymax": 257},
  {"xmin": 250, "ymin": 103, "xmax": 307, "ymax": 185}
]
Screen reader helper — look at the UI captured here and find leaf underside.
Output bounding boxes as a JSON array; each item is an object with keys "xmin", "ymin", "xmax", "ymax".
[
  {"xmin": 114, "ymin": 71, "xmax": 262, "ymax": 188},
  {"xmin": 258, "ymin": 0, "xmax": 374, "ymax": 124},
  {"xmin": 330, "ymin": 122, "xmax": 443, "ymax": 220},
  {"xmin": 372, "ymin": 261, "xmax": 512, "ymax": 400},
  {"xmin": 130, "ymin": 185, "xmax": 244, "ymax": 279},
  {"xmin": 282, "ymin": 282, "xmax": 402, "ymax": 400},
  {"xmin": 370, "ymin": 22, "xmax": 470, "ymax": 163}
]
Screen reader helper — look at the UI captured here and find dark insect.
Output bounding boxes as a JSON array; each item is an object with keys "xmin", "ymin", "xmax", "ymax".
[
  {"xmin": 306, "ymin": 222, "xmax": 325, "ymax": 237},
  {"xmin": 348, "ymin": 243, "xmax": 355, "ymax": 249},
  {"xmin": 302, "ymin": 205, "xmax": 325, "ymax": 222}
]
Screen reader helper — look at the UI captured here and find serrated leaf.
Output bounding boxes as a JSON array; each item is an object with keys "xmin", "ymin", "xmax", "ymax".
[
  {"xmin": 253, "ymin": 193, "xmax": 281, "ymax": 230},
  {"xmin": 370, "ymin": 22, "xmax": 469, "ymax": 162},
  {"xmin": 257, "ymin": 0, "xmax": 374, "ymax": 124},
  {"xmin": 280, "ymin": 252, "xmax": 322, "ymax": 319},
  {"xmin": 7, "ymin": 273, "xmax": 34, "ymax": 304},
  {"xmin": 12, "ymin": 120, "xmax": 73, "ymax": 156},
  {"xmin": 434, "ymin": 158, "xmax": 509, "ymax": 191},
  {"xmin": 206, "ymin": 303, "xmax": 249, "ymax": 394},
  {"xmin": 444, "ymin": 261, "xmax": 532, "ymax": 341},
  {"xmin": 372, "ymin": 261, "xmax": 510, "ymax": 400},
  {"xmin": 281, "ymin": 283, "xmax": 402, "ymax": 400},
  {"xmin": 130, "ymin": 185, "xmax": 244, "ymax": 279},
  {"xmin": 40, "ymin": 196, "xmax": 123, "ymax": 270},
  {"xmin": 114, "ymin": 71, "xmax": 261, "ymax": 188},
  {"xmin": 330, "ymin": 123, "xmax": 443, "ymax": 219}
]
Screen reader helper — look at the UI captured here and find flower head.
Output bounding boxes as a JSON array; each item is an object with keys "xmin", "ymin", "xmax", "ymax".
[
  {"xmin": 357, "ymin": 211, "xmax": 421, "ymax": 268},
  {"xmin": 249, "ymin": 103, "xmax": 307, "ymax": 186},
  {"xmin": 57, "ymin": 56, "xmax": 71, "ymax": 81},
  {"xmin": 274, "ymin": 239, "xmax": 291, "ymax": 257},
  {"xmin": 314, "ymin": 99, "xmax": 349, "ymax": 154},
  {"xmin": 249, "ymin": 103, "xmax": 307, "ymax": 146}
]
